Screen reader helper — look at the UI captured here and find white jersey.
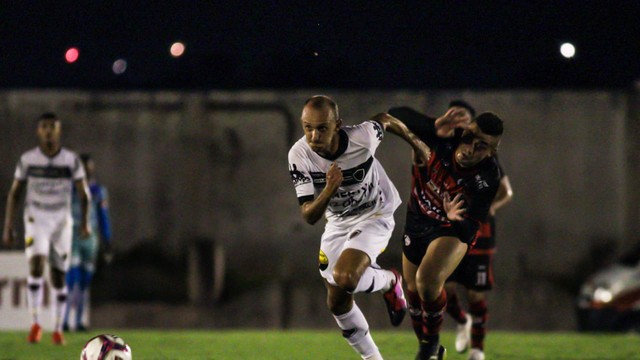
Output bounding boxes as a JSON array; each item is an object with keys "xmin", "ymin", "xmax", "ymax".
[
  {"xmin": 288, "ymin": 120, "xmax": 401, "ymax": 228},
  {"xmin": 14, "ymin": 147, "xmax": 85, "ymax": 221}
]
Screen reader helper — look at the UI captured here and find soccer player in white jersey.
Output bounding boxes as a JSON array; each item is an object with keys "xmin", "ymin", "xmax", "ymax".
[
  {"xmin": 2, "ymin": 112, "xmax": 91, "ymax": 345},
  {"xmin": 288, "ymin": 95, "xmax": 431, "ymax": 359}
]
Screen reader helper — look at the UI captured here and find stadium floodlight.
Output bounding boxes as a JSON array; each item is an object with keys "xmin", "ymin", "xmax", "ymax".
[
  {"xmin": 170, "ymin": 42, "xmax": 185, "ymax": 57},
  {"xmin": 112, "ymin": 59, "xmax": 127, "ymax": 75},
  {"xmin": 65, "ymin": 48, "xmax": 79, "ymax": 63},
  {"xmin": 560, "ymin": 42, "xmax": 576, "ymax": 59}
]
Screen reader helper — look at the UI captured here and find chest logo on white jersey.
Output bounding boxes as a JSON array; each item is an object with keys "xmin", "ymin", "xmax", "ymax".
[{"xmin": 310, "ymin": 156, "xmax": 374, "ymax": 187}]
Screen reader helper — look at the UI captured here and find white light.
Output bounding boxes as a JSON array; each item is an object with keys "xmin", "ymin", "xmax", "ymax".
[
  {"xmin": 170, "ymin": 42, "xmax": 185, "ymax": 57},
  {"xmin": 593, "ymin": 287, "xmax": 613, "ymax": 303},
  {"xmin": 112, "ymin": 59, "xmax": 127, "ymax": 75},
  {"xmin": 560, "ymin": 43, "xmax": 576, "ymax": 59}
]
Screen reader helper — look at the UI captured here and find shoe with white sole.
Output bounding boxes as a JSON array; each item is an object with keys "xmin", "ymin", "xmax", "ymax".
[
  {"xmin": 468, "ymin": 348, "xmax": 484, "ymax": 360},
  {"xmin": 455, "ymin": 313, "xmax": 472, "ymax": 353}
]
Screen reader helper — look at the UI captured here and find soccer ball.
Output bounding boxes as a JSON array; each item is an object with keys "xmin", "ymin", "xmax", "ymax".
[{"xmin": 80, "ymin": 334, "xmax": 132, "ymax": 360}]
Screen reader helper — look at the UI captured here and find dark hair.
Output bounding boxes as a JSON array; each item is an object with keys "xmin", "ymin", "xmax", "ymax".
[
  {"xmin": 39, "ymin": 112, "xmax": 59, "ymax": 122},
  {"xmin": 80, "ymin": 153, "xmax": 92, "ymax": 163},
  {"xmin": 448, "ymin": 100, "xmax": 476, "ymax": 117},
  {"xmin": 475, "ymin": 112, "xmax": 503, "ymax": 136},
  {"xmin": 304, "ymin": 95, "xmax": 340, "ymax": 121}
]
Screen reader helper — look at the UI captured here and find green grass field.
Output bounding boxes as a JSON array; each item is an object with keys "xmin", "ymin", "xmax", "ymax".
[{"xmin": 0, "ymin": 329, "xmax": 637, "ymax": 359}]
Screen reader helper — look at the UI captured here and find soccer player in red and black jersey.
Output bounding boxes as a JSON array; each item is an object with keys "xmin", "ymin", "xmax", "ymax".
[
  {"xmin": 445, "ymin": 165, "xmax": 513, "ymax": 360},
  {"xmin": 388, "ymin": 104, "xmax": 504, "ymax": 360}
]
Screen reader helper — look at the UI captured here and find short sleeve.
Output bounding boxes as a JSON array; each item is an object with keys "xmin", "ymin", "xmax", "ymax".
[
  {"xmin": 14, "ymin": 158, "xmax": 26, "ymax": 180},
  {"xmin": 349, "ymin": 121, "xmax": 384, "ymax": 154},
  {"xmin": 72, "ymin": 153, "xmax": 86, "ymax": 181},
  {"xmin": 288, "ymin": 147, "xmax": 315, "ymax": 204}
]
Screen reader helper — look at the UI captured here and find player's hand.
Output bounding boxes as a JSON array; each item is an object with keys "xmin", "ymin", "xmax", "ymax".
[
  {"xmin": 325, "ymin": 162, "xmax": 343, "ymax": 195},
  {"xmin": 2, "ymin": 228, "xmax": 15, "ymax": 247},
  {"xmin": 435, "ymin": 108, "xmax": 471, "ymax": 136},
  {"xmin": 80, "ymin": 223, "xmax": 92, "ymax": 239},
  {"xmin": 412, "ymin": 140, "xmax": 431, "ymax": 167},
  {"xmin": 443, "ymin": 193, "xmax": 466, "ymax": 221}
]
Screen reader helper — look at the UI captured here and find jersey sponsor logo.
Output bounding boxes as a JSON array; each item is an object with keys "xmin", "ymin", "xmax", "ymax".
[
  {"xmin": 474, "ymin": 174, "xmax": 489, "ymax": 190},
  {"xmin": 318, "ymin": 249, "xmax": 328, "ymax": 271},
  {"xmin": 30, "ymin": 177, "xmax": 72, "ymax": 197},
  {"xmin": 27, "ymin": 166, "xmax": 72, "ymax": 179},
  {"xmin": 25, "ymin": 237, "xmax": 34, "ymax": 247},
  {"xmin": 332, "ymin": 198, "xmax": 378, "ymax": 218},
  {"xmin": 289, "ymin": 164, "xmax": 310, "ymax": 185}
]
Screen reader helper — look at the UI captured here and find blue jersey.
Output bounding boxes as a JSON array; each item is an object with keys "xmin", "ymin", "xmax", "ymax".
[{"xmin": 72, "ymin": 182, "xmax": 112, "ymax": 243}]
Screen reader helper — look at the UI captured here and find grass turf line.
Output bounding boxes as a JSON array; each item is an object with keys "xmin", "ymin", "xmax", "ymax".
[{"xmin": 0, "ymin": 329, "xmax": 637, "ymax": 359}]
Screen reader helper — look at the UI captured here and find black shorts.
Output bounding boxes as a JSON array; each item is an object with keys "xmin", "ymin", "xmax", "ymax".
[
  {"xmin": 446, "ymin": 248, "xmax": 495, "ymax": 291},
  {"xmin": 402, "ymin": 224, "xmax": 459, "ymax": 266}
]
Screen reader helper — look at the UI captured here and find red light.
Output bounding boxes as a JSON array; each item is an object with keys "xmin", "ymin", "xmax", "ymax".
[{"xmin": 65, "ymin": 48, "xmax": 79, "ymax": 63}]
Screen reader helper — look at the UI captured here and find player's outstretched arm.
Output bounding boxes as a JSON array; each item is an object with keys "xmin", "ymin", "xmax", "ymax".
[
  {"xmin": 371, "ymin": 113, "xmax": 431, "ymax": 165},
  {"xmin": 75, "ymin": 179, "xmax": 92, "ymax": 238},
  {"xmin": 2, "ymin": 180, "xmax": 25, "ymax": 247},
  {"xmin": 300, "ymin": 162, "xmax": 343, "ymax": 225}
]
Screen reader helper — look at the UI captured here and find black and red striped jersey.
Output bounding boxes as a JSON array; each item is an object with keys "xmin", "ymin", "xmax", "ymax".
[{"xmin": 389, "ymin": 107, "xmax": 501, "ymax": 244}]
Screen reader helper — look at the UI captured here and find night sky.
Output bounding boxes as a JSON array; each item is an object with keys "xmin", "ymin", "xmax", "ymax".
[{"xmin": 2, "ymin": 1, "xmax": 639, "ymax": 90}]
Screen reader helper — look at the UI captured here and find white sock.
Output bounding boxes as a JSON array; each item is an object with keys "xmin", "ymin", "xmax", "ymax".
[
  {"xmin": 26, "ymin": 276, "xmax": 44, "ymax": 325},
  {"xmin": 333, "ymin": 302, "xmax": 381, "ymax": 359},
  {"xmin": 51, "ymin": 286, "xmax": 68, "ymax": 332},
  {"xmin": 352, "ymin": 268, "xmax": 394, "ymax": 294}
]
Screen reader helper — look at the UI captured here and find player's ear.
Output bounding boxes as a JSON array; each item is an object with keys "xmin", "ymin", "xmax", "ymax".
[{"xmin": 335, "ymin": 118, "xmax": 343, "ymax": 130}]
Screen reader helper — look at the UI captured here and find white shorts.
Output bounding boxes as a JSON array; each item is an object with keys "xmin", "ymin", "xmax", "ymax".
[
  {"xmin": 24, "ymin": 212, "xmax": 72, "ymax": 271},
  {"xmin": 319, "ymin": 214, "xmax": 395, "ymax": 286}
]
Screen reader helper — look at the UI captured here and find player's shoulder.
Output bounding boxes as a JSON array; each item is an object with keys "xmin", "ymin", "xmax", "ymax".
[
  {"xmin": 343, "ymin": 120, "xmax": 383, "ymax": 142},
  {"xmin": 20, "ymin": 147, "xmax": 41, "ymax": 160},
  {"xmin": 493, "ymin": 154, "xmax": 507, "ymax": 178},
  {"xmin": 59, "ymin": 147, "xmax": 80, "ymax": 159},
  {"xmin": 288, "ymin": 136, "xmax": 311, "ymax": 159},
  {"xmin": 343, "ymin": 120, "xmax": 382, "ymax": 133},
  {"xmin": 475, "ymin": 156, "xmax": 502, "ymax": 190}
]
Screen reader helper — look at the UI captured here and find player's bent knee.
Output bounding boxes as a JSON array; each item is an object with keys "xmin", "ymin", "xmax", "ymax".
[
  {"xmin": 28, "ymin": 256, "xmax": 46, "ymax": 277},
  {"xmin": 332, "ymin": 270, "xmax": 359, "ymax": 293},
  {"xmin": 416, "ymin": 280, "xmax": 442, "ymax": 303}
]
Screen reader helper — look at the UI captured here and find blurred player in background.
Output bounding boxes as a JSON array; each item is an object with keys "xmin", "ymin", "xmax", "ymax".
[
  {"xmin": 388, "ymin": 104, "xmax": 504, "ymax": 360},
  {"xmin": 288, "ymin": 95, "xmax": 430, "ymax": 359},
  {"xmin": 63, "ymin": 153, "xmax": 112, "ymax": 332},
  {"xmin": 445, "ymin": 170, "xmax": 513, "ymax": 360},
  {"xmin": 2, "ymin": 112, "xmax": 91, "ymax": 345}
]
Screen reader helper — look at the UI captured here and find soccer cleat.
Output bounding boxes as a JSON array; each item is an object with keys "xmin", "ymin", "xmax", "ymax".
[
  {"xmin": 76, "ymin": 324, "xmax": 88, "ymax": 332},
  {"xmin": 455, "ymin": 313, "xmax": 472, "ymax": 353},
  {"xmin": 62, "ymin": 322, "xmax": 70, "ymax": 332},
  {"xmin": 383, "ymin": 268, "xmax": 407, "ymax": 326},
  {"xmin": 468, "ymin": 348, "xmax": 484, "ymax": 360},
  {"xmin": 52, "ymin": 331, "xmax": 65, "ymax": 345},
  {"xmin": 27, "ymin": 323, "xmax": 42, "ymax": 344},
  {"xmin": 416, "ymin": 343, "xmax": 447, "ymax": 360}
]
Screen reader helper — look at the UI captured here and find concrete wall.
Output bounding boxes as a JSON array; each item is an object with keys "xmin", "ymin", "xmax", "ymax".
[{"xmin": 0, "ymin": 89, "xmax": 635, "ymax": 330}]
